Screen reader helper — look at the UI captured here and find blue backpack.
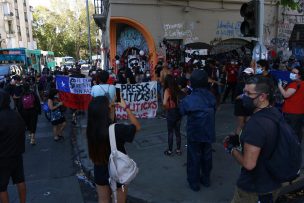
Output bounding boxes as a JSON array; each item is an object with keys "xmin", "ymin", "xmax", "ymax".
[{"xmin": 260, "ymin": 112, "xmax": 302, "ymax": 183}]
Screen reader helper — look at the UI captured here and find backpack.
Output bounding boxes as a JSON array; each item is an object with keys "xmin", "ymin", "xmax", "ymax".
[
  {"xmin": 260, "ymin": 112, "xmax": 302, "ymax": 183},
  {"xmin": 22, "ymin": 93, "xmax": 35, "ymax": 109},
  {"xmin": 108, "ymin": 124, "xmax": 138, "ymax": 202}
]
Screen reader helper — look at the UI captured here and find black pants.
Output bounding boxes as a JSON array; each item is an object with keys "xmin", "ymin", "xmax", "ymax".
[
  {"xmin": 284, "ymin": 113, "xmax": 304, "ymax": 143},
  {"xmin": 187, "ymin": 141, "xmax": 212, "ymax": 187},
  {"xmin": 21, "ymin": 108, "xmax": 38, "ymax": 134},
  {"xmin": 166, "ymin": 109, "xmax": 181, "ymax": 151},
  {"xmin": 222, "ymin": 82, "xmax": 237, "ymax": 103}
]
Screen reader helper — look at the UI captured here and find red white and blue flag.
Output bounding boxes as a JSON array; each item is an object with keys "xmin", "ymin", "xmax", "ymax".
[{"xmin": 56, "ymin": 76, "xmax": 92, "ymax": 110}]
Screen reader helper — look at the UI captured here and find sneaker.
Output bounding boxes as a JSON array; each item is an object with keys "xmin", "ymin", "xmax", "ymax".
[
  {"xmin": 30, "ymin": 138, "xmax": 36, "ymax": 145},
  {"xmin": 175, "ymin": 149, "xmax": 182, "ymax": 156},
  {"xmin": 164, "ymin": 150, "xmax": 173, "ymax": 156}
]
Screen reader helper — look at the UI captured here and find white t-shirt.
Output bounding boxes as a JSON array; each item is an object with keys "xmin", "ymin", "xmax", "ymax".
[{"xmin": 91, "ymin": 84, "xmax": 116, "ymax": 102}]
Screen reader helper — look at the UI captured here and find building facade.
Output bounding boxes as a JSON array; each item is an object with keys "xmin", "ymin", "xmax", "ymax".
[
  {"xmin": 93, "ymin": 0, "xmax": 304, "ymax": 73},
  {"xmin": 0, "ymin": 0, "xmax": 36, "ymax": 49}
]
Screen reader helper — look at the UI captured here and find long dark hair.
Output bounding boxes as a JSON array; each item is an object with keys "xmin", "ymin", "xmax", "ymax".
[
  {"xmin": 86, "ymin": 96, "xmax": 112, "ymax": 165},
  {"xmin": 164, "ymin": 74, "xmax": 180, "ymax": 104}
]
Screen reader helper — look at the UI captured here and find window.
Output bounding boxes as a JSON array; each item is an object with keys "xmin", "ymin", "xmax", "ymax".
[
  {"xmin": 15, "ymin": 9, "xmax": 19, "ymax": 19},
  {"xmin": 15, "ymin": 0, "xmax": 17, "ymax": 3},
  {"xmin": 23, "ymin": 0, "xmax": 26, "ymax": 6},
  {"xmin": 3, "ymin": 2, "xmax": 11, "ymax": 16},
  {"xmin": 8, "ymin": 21, "xmax": 14, "ymax": 34},
  {"xmin": 24, "ymin": 12, "xmax": 28, "ymax": 22},
  {"xmin": 26, "ymin": 28, "xmax": 29, "ymax": 38}
]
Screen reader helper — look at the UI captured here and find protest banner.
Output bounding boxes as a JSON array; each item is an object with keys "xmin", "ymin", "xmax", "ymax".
[
  {"xmin": 115, "ymin": 81, "xmax": 158, "ymax": 119},
  {"xmin": 56, "ymin": 76, "xmax": 92, "ymax": 110}
]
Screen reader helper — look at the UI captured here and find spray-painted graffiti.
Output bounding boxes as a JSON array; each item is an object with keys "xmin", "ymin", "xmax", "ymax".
[
  {"xmin": 270, "ymin": 38, "xmax": 289, "ymax": 49},
  {"xmin": 116, "ymin": 26, "xmax": 149, "ymax": 56},
  {"xmin": 163, "ymin": 22, "xmax": 199, "ymax": 44},
  {"xmin": 215, "ymin": 20, "xmax": 242, "ymax": 38}
]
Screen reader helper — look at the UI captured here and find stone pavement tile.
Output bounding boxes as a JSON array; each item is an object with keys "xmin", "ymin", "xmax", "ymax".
[
  {"xmin": 7, "ymin": 114, "xmax": 84, "ymax": 203},
  {"xmin": 7, "ymin": 177, "xmax": 83, "ymax": 203},
  {"xmin": 126, "ymin": 143, "xmax": 239, "ymax": 203}
]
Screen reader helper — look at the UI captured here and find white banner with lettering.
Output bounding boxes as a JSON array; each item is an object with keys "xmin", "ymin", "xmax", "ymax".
[{"xmin": 115, "ymin": 81, "xmax": 158, "ymax": 119}]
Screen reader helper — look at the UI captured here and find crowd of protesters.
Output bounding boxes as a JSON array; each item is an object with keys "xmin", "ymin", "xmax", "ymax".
[{"xmin": 1, "ymin": 54, "xmax": 304, "ymax": 203}]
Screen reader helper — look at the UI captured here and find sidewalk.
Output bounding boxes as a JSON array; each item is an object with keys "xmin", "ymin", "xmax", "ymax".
[
  {"xmin": 8, "ymin": 114, "xmax": 84, "ymax": 203},
  {"xmin": 76, "ymin": 104, "xmax": 304, "ymax": 203}
]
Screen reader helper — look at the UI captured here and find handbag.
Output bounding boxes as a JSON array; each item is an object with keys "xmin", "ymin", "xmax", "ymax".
[
  {"xmin": 51, "ymin": 108, "xmax": 63, "ymax": 122},
  {"xmin": 108, "ymin": 124, "xmax": 138, "ymax": 203}
]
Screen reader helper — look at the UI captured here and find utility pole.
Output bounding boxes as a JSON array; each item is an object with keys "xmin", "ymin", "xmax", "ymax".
[
  {"xmin": 254, "ymin": 0, "xmax": 267, "ymax": 60},
  {"xmin": 86, "ymin": 0, "xmax": 92, "ymax": 64}
]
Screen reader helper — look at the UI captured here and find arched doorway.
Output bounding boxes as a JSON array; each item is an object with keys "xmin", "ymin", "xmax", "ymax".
[{"xmin": 110, "ymin": 17, "xmax": 157, "ymax": 79}]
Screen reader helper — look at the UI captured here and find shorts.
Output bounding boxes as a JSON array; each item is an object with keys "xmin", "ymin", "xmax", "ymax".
[
  {"xmin": 0, "ymin": 156, "xmax": 25, "ymax": 192},
  {"xmin": 94, "ymin": 164, "xmax": 122, "ymax": 187},
  {"xmin": 234, "ymin": 99, "xmax": 252, "ymax": 117}
]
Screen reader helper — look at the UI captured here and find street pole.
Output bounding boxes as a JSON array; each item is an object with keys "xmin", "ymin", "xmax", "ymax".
[
  {"xmin": 86, "ymin": 0, "xmax": 92, "ymax": 65},
  {"xmin": 258, "ymin": 0, "xmax": 267, "ymax": 60},
  {"xmin": 258, "ymin": 0, "xmax": 264, "ymax": 45}
]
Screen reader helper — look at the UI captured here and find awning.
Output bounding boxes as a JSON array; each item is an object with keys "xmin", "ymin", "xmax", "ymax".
[{"xmin": 209, "ymin": 38, "xmax": 253, "ymax": 55}]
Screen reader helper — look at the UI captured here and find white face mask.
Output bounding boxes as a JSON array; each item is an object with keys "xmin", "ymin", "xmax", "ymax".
[{"xmin": 290, "ymin": 73, "xmax": 297, "ymax": 81}]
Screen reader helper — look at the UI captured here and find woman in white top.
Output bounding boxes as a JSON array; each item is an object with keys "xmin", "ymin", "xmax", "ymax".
[{"xmin": 91, "ymin": 70, "xmax": 116, "ymax": 120}]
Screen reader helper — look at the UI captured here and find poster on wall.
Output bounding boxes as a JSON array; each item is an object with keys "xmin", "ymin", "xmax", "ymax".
[
  {"xmin": 115, "ymin": 81, "xmax": 158, "ymax": 119},
  {"xmin": 185, "ymin": 49, "xmax": 208, "ymax": 66}
]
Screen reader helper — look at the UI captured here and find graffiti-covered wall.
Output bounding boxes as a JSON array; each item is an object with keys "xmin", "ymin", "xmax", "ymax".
[{"xmin": 108, "ymin": 0, "xmax": 303, "ymax": 55}]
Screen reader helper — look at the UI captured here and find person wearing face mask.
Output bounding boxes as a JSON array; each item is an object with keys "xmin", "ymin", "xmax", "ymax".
[
  {"xmin": 255, "ymin": 60, "xmax": 271, "ymax": 78},
  {"xmin": 224, "ymin": 76, "xmax": 282, "ymax": 203},
  {"xmin": 278, "ymin": 67, "xmax": 304, "ymax": 142}
]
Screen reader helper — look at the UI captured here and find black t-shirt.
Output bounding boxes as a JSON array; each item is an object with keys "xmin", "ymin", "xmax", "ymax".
[
  {"xmin": 155, "ymin": 66, "xmax": 163, "ymax": 78},
  {"xmin": 114, "ymin": 123, "xmax": 136, "ymax": 154},
  {"xmin": 237, "ymin": 107, "xmax": 281, "ymax": 193},
  {"xmin": 125, "ymin": 68, "xmax": 136, "ymax": 84},
  {"xmin": 0, "ymin": 109, "xmax": 26, "ymax": 158}
]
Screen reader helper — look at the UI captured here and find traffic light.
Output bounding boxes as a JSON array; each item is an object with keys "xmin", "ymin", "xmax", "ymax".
[{"xmin": 240, "ymin": 0, "xmax": 259, "ymax": 37}]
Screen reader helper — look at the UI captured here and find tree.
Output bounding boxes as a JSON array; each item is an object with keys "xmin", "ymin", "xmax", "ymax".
[
  {"xmin": 279, "ymin": 0, "xmax": 300, "ymax": 10},
  {"xmin": 32, "ymin": 0, "xmax": 98, "ymax": 59}
]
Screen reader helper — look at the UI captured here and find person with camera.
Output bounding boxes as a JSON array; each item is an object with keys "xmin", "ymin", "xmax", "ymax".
[
  {"xmin": 86, "ymin": 96, "xmax": 140, "ymax": 203},
  {"xmin": 224, "ymin": 76, "xmax": 281, "ymax": 203}
]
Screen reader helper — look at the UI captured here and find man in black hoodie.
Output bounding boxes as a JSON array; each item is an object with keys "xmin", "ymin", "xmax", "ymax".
[{"xmin": 0, "ymin": 89, "xmax": 26, "ymax": 203}]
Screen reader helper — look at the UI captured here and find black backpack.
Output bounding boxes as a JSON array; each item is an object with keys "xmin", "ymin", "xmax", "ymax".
[{"xmin": 260, "ymin": 112, "xmax": 302, "ymax": 183}]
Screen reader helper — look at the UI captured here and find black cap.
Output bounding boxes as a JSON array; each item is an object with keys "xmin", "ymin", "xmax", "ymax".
[{"xmin": 190, "ymin": 69, "xmax": 208, "ymax": 89}]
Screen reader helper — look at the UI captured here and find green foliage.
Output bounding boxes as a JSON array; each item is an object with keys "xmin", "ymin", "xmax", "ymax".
[
  {"xmin": 32, "ymin": 0, "xmax": 98, "ymax": 59},
  {"xmin": 279, "ymin": 0, "xmax": 300, "ymax": 10}
]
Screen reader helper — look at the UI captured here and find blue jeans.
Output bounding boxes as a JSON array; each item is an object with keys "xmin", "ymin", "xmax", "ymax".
[{"xmin": 187, "ymin": 141, "xmax": 212, "ymax": 187}]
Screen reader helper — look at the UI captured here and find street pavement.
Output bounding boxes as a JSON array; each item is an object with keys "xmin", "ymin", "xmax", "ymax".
[
  {"xmin": 7, "ymin": 103, "xmax": 304, "ymax": 203},
  {"xmin": 8, "ymin": 113, "xmax": 84, "ymax": 203},
  {"xmin": 76, "ymin": 103, "xmax": 304, "ymax": 203}
]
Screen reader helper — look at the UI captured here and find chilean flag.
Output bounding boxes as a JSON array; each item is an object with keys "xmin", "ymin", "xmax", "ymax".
[{"xmin": 56, "ymin": 76, "xmax": 92, "ymax": 110}]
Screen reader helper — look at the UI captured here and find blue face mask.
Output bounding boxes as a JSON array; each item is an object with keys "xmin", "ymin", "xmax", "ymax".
[
  {"xmin": 290, "ymin": 73, "xmax": 297, "ymax": 81},
  {"xmin": 256, "ymin": 68, "xmax": 263, "ymax": 75}
]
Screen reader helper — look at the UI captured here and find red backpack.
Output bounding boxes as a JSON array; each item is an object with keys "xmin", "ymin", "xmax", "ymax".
[{"xmin": 22, "ymin": 94, "xmax": 35, "ymax": 109}]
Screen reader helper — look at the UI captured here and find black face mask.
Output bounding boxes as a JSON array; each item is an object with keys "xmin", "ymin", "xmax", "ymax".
[{"xmin": 242, "ymin": 94, "xmax": 259, "ymax": 113}]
